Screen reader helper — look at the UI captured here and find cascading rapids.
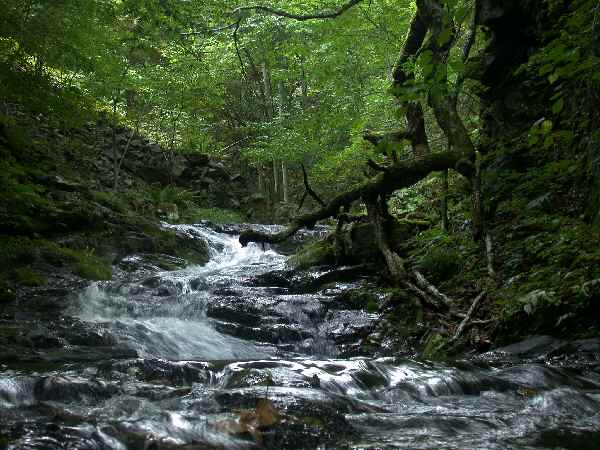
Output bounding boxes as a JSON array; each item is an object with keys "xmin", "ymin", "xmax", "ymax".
[{"xmin": 76, "ymin": 224, "xmax": 286, "ymax": 361}]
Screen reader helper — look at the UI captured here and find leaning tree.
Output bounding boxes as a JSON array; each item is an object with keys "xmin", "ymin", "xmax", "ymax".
[{"xmin": 232, "ymin": 0, "xmax": 488, "ymax": 304}]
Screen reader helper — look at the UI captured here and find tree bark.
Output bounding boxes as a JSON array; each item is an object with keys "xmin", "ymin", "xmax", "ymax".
[
  {"xmin": 282, "ymin": 161, "xmax": 289, "ymax": 203},
  {"xmin": 441, "ymin": 169, "xmax": 449, "ymax": 232},
  {"xmin": 231, "ymin": 0, "xmax": 364, "ymax": 21},
  {"xmin": 278, "ymin": 80, "xmax": 289, "ymax": 203},
  {"xmin": 366, "ymin": 196, "xmax": 406, "ymax": 284},
  {"xmin": 272, "ymin": 159, "xmax": 279, "ymax": 198},
  {"xmin": 112, "ymin": 95, "xmax": 118, "ymax": 192},
  {"xmin": 240, "ymin": 0, "xmax": 481, "ymax": 254},
  {"xmin": 240, "ymin": 148, "xmax": 472, "ymax": 246}
]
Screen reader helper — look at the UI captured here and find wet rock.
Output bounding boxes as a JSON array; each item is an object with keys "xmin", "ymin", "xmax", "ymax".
[
  {"xmin": 33, "ymin": 376, "xmax": 119, "ymax": 403},
  {"xmin": 287, "ymin": 240, "xmax": 336, "ymax": 270},
  {"xmin": 25, "ymin": 327, "xmax": 62, "ymax": 349},
  {"xmin": 250, "ymin": 270, "xmax": 294, "ymax": 288},
  {"xmin": 214, "ymin": 321, "xmax": 309, "ymax": 344},
  {"xmin": 189, "ymin": 277, "xmax": 208, "ymax": 291},
  {"xmin": 491, "ymin": 335, "xmax": 564, "ymax": 359},
  {"xmin": 39, "ymin": 346, "xmax": 138, "ymax": 363},
  {"xmin": 292, "ymin": 265, "xmax": 374, "ymax": 294},
  {"xmin": 99, "ymin": 359, "xmax": 213, "ymax": 385},
  {"xmin": 321, "ymin": 310, "xmax": 379, "ymax": 344},
  {"xmin": 325, "ymin": 284, "xmax": 383, "ymax": 310},
  {"xmin": 142, "ymin": 276, "xmax": 162, "ymax": 288},
  {"xmin": 207, "ymin": 303, "xmax": 263, "ymax": 327}
]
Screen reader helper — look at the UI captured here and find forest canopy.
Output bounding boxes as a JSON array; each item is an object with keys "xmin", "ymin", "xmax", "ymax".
[{"xmin": 1, "ymin": 0, "xmax": 598, "ymax": 227}]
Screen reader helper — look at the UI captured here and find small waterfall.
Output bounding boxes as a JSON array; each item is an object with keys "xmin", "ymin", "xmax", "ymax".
[
  {"xmin": 76, "ymin": 224, "xmax": 287, "ymax": 361},
  {"xmin": 2, "ymin": 222, "xmax": 600, "ymax": 450}
]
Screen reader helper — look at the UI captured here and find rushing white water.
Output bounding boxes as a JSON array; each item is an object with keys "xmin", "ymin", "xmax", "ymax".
[
  {"xmin": 2, "ymin": 223, "xmax": 600, "ymax": 450},
  {"xmin": 77, "ymin": 224, "xmax": 286, "ymax": 360}
]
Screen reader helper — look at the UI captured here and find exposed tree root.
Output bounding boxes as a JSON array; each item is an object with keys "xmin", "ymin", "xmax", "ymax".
[
  {"xmin": 435, "ymin": 290, "xmax": 487, "ymax": 353},
  {"xmin": 413, "ymin": 270, "xmax": 453, "ymax": 307}
]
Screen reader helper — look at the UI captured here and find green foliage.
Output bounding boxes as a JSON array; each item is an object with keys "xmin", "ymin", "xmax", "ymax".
[
  {"xmin": 287, "ymin": 239, "xmax": 336, "ymax": 270},
  {"xmin": 408, "ymin": 227, "xmax": 474, "ymax": 284},
  {"xmin": 12, "ymin": 266, "xmax": 47, "ymax": 287},
  {"xmin": 417, "ymin": 246, "xmax": 462, "ymax": 283},
  {"xmin": 0, "ymin": 237, "xmax": 112, "ymax": 283},
  {"xmin": 91, "ymin": 191, "xmax": 130, "ymax": 215},
  {"xmin": 71, "ymin": 253, "xmax": 112, "ymax": 281},
  {"xmin": 182, "ymin": 207, "xmax": 247, "ymax": 224},
  {"xmin": 0, "ymin": 434, "xmax": 9, "ymax": 450},
  {"xmin": 148, "ymin": 186, "xmax": 195, "ymax": 210}
]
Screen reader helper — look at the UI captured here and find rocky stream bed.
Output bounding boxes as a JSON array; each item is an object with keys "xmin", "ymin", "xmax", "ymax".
[{"xmin": 1, "ymin": 224, "xmax": 600, "ymax": 449}]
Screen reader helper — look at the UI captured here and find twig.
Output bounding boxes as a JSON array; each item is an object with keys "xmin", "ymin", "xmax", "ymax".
[
  {"xmin": 413, "ymin": 270, "xmax": 453, "ymax": 307},
  {"xmin": 181, "ymin": 22, "xmax": 238, "ymax": 36},
  {"xmin": 219, "ymin": 136, "xmax": 252, "ymax": 153},
  {"xmin": 297, "ymin": 191, "xmax": 308, "ymax": 210},
  {"xmin": 435, "ymin": 290, "xmax": 486, "ymax": 353},
  {"xmin": 233, "ymin": 19, "xmax": 247, "ymax": 80},
  {"xmin": 406, "ymin": 281, "xmax": 447, "ymax": 311},
  {"xmin": 230, "ymin": 0, "xmax": 364, "ymax": 21},
  {"xmin": 301, "ymin": 164, "xmax": 326, "ymax": 207}
]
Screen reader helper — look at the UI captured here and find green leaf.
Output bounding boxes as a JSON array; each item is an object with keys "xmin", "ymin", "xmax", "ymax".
[{"xmin": 551, "ymin": 97, "xmax": 564, "ymax": 115}]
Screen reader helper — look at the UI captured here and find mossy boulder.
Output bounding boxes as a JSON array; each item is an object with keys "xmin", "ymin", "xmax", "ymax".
[
  {"xmin": 345, "ymin": 218, "xmax": 423, "ymax": 264},
  {"xmin": 287, "ymin": 239, "xmax": 336, "ymax": 270}
]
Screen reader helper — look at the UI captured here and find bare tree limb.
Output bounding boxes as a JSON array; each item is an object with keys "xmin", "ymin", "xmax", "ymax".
[
  {"xmin": 454, "ymin": 290, "xmax": 486, "ymax": 339},
  {"xmin": 301, "ymin": 163, "xmax": 326, "ymax": 207},
  {"xmin": 366, "ymin": 196, "xmax": 407, "ymax": 284},
  {"xmin": 181, "ymin": 22, "xmax": 239, "ymax": 36},
  {"xmin": 406, "ymin": 282, "xmax": 448, "ymax": 311},
  {"xmin": 219, "ymin": 136, "xmax": 252, "ymax": 154},
  {"xmin": 182, "ymin": 0, "xmax": 364, "ymax": 37},
  {"xmin": 413, "ymin": 270, "xmax": 453, "ymax": 307},
  {"xmin": 485, "ymin": 232, "xmax": 496, "ymax": 278},
  {"xmin": 240, "ymin": 147, "xmax": 473, "ymax": 246},
  {"xmin": 451, "ymin": 0, "xmax": 479, "ymax": 109},
  {"xmin": 297, "ymin": 191, "xmax": 308, "ymax": 210},
  {"xmin": 435, "ymin": 290, "xmax": 486, "ymax": 353},
  {"xmin": 231, "ymin": 0, "xmax": 365, "ymax": 21},
  {"xmin": 233, "ymin": 19, "xmax": 247, "ymax": 80}
]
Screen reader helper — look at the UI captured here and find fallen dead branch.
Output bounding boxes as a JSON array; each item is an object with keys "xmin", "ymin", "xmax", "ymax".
[{"xmin": 435, "ymin": 290, "xmax": 486, "ymax": 353}]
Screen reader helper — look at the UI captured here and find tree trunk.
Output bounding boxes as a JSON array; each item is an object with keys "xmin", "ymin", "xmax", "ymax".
[
  {"xmin": 299, "ymin": 56, "xmax": 308, "ymax": 108},
  {"xmin": 272, "ymin": 159, "xmax": 279, "ymax": 198},
  {"xmin": 282, "ymin": 161, "xmax": 289, "ymax": 203},
  {"xmin": 277, "ymin": 80, "xmax": 289, "ymax": 203},
  {"xmin": 112, "ymin": 96, "xmax": 119, "ymax": 192},
  {"xmin": 240, "ymin": 0, "xmax": 482, "ymax": 249},
  {"xmin": 471, "ymin": 151, "xmax": 483, "ymax": 241},
  {"xmin": 240, "ymin": 148, "xmax": 472, "ymax": 246},
  {"xmin": 261, "ymin": 61, "xmax": 273, "ymax": 119},
  {"xmin": 441, "ymin": 169, "xmax": 449, "ymax": 232},
  {"xmin": 366, "ymin": 196, "xmax": 406, "ymax": 285}
]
